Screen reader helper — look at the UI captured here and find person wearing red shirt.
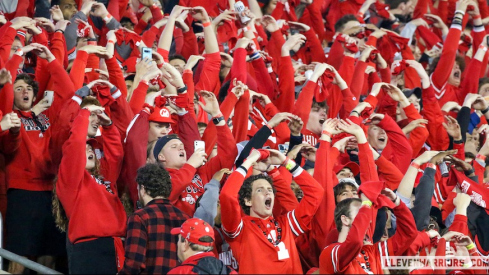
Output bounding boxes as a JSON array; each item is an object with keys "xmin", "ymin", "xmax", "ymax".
[
  {"xmin": 319, "ymin": 188, "xmax": 417, "ymax": 274},
  {"xmin": 220, "ymin": 149, "xmax": 324, "ymax": 274},
  {"xmin": 168, "ymin": 217, "xmax": 237, "ymax": 274},
  {"xmin": 153, "ymin": 91, "xmax": 237, "ymax": 216},
  {"xmin": 56, "ymin": 105, "xmax": 127, "ymax": 274}
]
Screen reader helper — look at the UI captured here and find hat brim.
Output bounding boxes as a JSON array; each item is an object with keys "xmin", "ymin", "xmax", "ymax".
[{"xmin": 170, "ymin": 227, "xmax": 181, "ymax": 235}]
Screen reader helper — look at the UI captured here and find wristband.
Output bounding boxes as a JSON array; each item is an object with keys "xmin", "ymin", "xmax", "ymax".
[
  {"xmin": 87, "ymin": 38, "xmax": 97, "ymax": 42},
  {"xmin": 476, "ymin": 154, "xmax": 487, "ymax": 161},
  {"xmin": 321, "ymin": 130, "xmax": 332, "ymax": 137},
  {"xmin": 426, "ymin": 163, "xmax": 437, "ymax": 170},
  {"xmin": 55, "ymin": 29, "xmax": 65, "ymax": 34},
  {"xmin": 242, "ymin": 26, "xmax": 252, "ymax": 32},
  {"xmin": 107, "ymin": 40, "xmax": 115, "ymax": 44},
  {"xmin": 351, "ymin": 110, "xmax": 360, "ymax": 116},
  {"xmin": 410, "ymin": 162, "xmax": 420, "ymax": 169},
  {"xmin": 361, "ymin": 200, "xmax": 373, "ymax": 207},
  {"xmin": 455, "ymin": 10, "xmax": 465, "ymax": 16},
  {"xmin": 473, "ymin": 14, "xmax": 482, "ymax": 19},
  {"xmin": 464, "ymin": 168, "xmax": 475, "ymax": 176},
  {"xmin": 466, "ymin": 243, "xmax": 476, "ymax": 250},
  {"xmin": 103, "ymin": 13, "xmax": 113, "ymax": 24},
  {"xmin": 358, "ymin": 12, "xmax": 364, "ymax": 17},
  {"xmin": 212, "ymin": 112, "xmax": 223, "ymax": 119},
  {"xmin": 249, "ymin": 52, "xmax": 261, "ymax": 61},
  {"xmin": 482, "ymin": 106, "xmax": 489, "ymax": 114},
  {"xmin": 202, "ymin": 21, "xmax": 211, "ymax": 28},
  {"xmin": 15, "ymin": 48, "xmax": 24, "ymax": 56},
  {"xmin": 177, "ymin": 85, "xmax": 187, "ymax": 94},
  {"xmin": 282, "ymin": 156, "xmax": 291, "ymax": 166},
  {"xmin": 479, "ymin": 44, "xmax": 488, "ymax": 52},
  {"xmin": 454, "ymin": 139, "xmax": 464, "ymax": 144}
]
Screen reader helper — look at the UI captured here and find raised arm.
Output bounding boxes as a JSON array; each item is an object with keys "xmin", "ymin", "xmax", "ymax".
[{"xmin": 220, "ymin": 150, "xmax": 261, "ymax": 238}]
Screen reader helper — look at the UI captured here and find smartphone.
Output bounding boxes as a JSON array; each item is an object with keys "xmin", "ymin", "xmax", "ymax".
[
  {"xmin": 194, "ymin": 140, "xmax": 205, "ymax": 151},
  {"xmin": 141, "ymin": 47, "xmax": 152, "ymax": 61},
  {"xmin": 234, "ymin": 1, "xmax": 250, "ymax": 24},
  {"xmin": 44, "ymin": 90, "xmax": 54, "ymax": 105},
  {"xmin": 278, "ymin": 144, "xmax": 289, "ymax": 154}
]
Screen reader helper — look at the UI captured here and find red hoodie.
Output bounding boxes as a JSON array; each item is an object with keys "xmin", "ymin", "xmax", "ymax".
[{"xmin": 57, "ymin": 109, "xmax": 127, "ymax": 244}]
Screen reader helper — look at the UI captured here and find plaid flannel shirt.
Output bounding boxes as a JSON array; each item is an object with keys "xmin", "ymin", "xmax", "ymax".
[{"xmin": 120, "ymin": 198, "xmax": 190, "ymax": 274}]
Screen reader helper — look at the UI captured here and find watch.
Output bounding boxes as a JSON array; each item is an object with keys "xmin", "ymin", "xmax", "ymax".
[{"xmin": 212, "ymin": 116, "xmax": 224, "ymax": 125}]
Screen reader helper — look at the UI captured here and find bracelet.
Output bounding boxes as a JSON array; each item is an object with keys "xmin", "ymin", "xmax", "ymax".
[
  {"xmin": 455, "ymin": 10, "xmax": 465, "ymax": 16},
  {"xmin": 473, "ymin": 14, "xmax": 482, "ymax": 19},
  {"xmin": 361, "ymin": 200, "xmax": 373, "ymax": 207},
  {"xmin": 249, "ymin": 52, "xmax": 261, "ymax": 61},
  {"xmin": 242, "ymin": 26, "xmax": 252, "ymax": 32},
  {"xmin": 107, "ymin": 40, "xmax": 115, "ymax": 44},
  {"xmin": 202, "ymin": 21, "xmax": 211, "ymax": 28},
  {"xmin": 103, "ymin": 13, "xmax": 113, "ymax": 24},
  {"xmin": 466, "ymin": 243, "xmax": 476, "ymax": 250},
  {"xmin": 482, "ymin": 106, "xmax": 489, "ymax": 114},
  {"xmin": 454, "ymin": 139, "xmax": 464, "ymax": 144},
  {"xmin": 426, "ymin": 163, "xmax": 436, "ymax": 170},
  {"xmin": 212, "ymin": 112, "xmax": 223, "ymax": 119},
  {"xmin": 55, "ymin": 29, "xmax": 65, "ymax": 34},
  {"xmin": 321, "ymin": 130, "xmax": 332, "ymax": 137},
  {"xmin": 351, "ymin": 110, "xmax": 360, "ymax": 116},
  {"xmin": 410, "ymin": 162, "xmax": 420, "ymax": 169},
  {"xmin": 177, "ymin": 85, "xmax": 187, "ymax": 94},
  {"xmin": 479, "ymin": 44, "xmax": 488, "ymax": 52},
  {"xmin": 87, "ymin": 38, "xmax": 97, "ymax": 42},
  {"xmin": 476, "ymin": 154, "xmax": 487, "ymax": 161},
  {"xmin": 282, "ymin": 156, "xmax": 291, "ymax": 166},
  {"xmin": 15, "ymin": 48, "xmax": 24, "ymax": 56}
]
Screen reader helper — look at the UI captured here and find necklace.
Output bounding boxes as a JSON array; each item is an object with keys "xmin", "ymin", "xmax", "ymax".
[
  {"xmin": 251, "ymin": 218, "xmax": 282, "ymax": 246},
  {"xmin": 356, "ymin": 250, "xmax": 371, "ymax": 272}
]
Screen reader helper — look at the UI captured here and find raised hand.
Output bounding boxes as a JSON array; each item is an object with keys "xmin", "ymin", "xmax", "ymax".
[
  {"xmin": 442, "ymin": 116, "xmax": 462, "ymax": 141},
  {"xmin": 187, "ymin": 148, "xmax": 208, "ymax": 168},
  {"xmin": 0, "ymin": 69, "xmax": 12, "ymax": 86},
  {"xmin": 190, "ymin": 6, "xmax": 210, "ymax": 23},
  {"xmin": 198, "ymin": 91, "xmax": 221, "ymax": 117},
  {"xmin": 288, "ymin": 116, "xmax": 304, "ymax": 136},
  {"xmin": 90, "ymin": 2, "xmax": 109, "ymax": 18},
  {"xmin": 261, "ymin": 15, "xmax": 279, "ymax": 32},
  {"xmin": 161, "ymin": 63, "xmax": 184, "ymax": 88},
  {"xmin": 333, "ymin": 136, "xmax": 355, "ymax": 153},
  {"xmin": 337, "ymin": 119, "xmax": 367, "ymax": 143},
  {"xmin": 402, "ymin": 119, "xmax": 428, "ymax": 135},
  {"xmin": 267, "ymin": 112, "xmax": 295, "ymax": 128}
]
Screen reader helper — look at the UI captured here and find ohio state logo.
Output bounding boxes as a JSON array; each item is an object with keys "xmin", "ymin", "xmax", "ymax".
[{"xmin": 160, "ymin": 108, "xmax": 170, "ymax": 117}]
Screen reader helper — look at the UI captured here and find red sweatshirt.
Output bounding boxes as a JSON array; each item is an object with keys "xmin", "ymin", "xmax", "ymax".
[
  {"xmin": 220, "ymin": 166, "xmax": 323, "ymax": 274},
  {"xmin": 167, "ymin": 123, "xmax": 237, "ymax": 216},
  {"xmin": 320, "ymin": 201, "xmax": 417, "ymax": 273},
  {"xmin": 377, "ymin": 115, "xmax": 413, "ymax": 174},
  {"xmin": 5, "ymin": 59, "xmax": 75, "ymax": 191},
  {"xmin": 57, "ymin": 109, "xmax": 127, "ymax": 244}
]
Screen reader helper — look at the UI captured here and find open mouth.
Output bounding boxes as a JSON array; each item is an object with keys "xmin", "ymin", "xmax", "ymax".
[
  {"xmin": 378, "ymin": 137, "xmax": 386, "ymax": 143},
  {"xmin": 319, "ymin": 118, "xmax": 326, "ymax": 124},
  {"xmin": 88, "ymin": 155, "xmax": 94, "ymax": 160},
  {"xmin": 454, "ymin": 71, "xmax": 460, "ymax": 78},
  {"xmin": 265, "ymin": 198, "xmax": 272, "ymax": 208},
  {"xmin": 23, "ymin": 96, "xmax": 29, "ymax": 102},
  {"xmin": 179, "ymin": 152, "xmax": 185, "ymax": 158}
]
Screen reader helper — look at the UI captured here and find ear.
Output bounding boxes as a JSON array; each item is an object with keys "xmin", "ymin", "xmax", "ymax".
[
  {"xmin": 341, "ymin": 214, "xmax": 351, "ymax": 229},
  {"xmin": 158, "ymin": 153, "xmax": 165, "ymax": 162},
  {"xmin": 245, "ymin": 197, "xmax": 252, "ymax": 207}
]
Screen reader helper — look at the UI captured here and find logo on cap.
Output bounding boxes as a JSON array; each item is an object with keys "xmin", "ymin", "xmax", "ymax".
[{"xmin": 160, "ymin": 108, "xmax": 170, "ymax": 118}]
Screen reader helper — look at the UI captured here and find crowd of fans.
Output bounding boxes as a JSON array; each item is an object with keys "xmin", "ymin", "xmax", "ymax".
[{"xmin": 1, "ymin": 0, "xmax": 489, "ymax": 273}]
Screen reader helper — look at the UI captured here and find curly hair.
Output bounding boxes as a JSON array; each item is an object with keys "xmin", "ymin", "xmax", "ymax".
[
  {"xmin": 238, "ymin": 174, "xmax": 275, "ymax": 215},
  {"xmin": 52, "ymin": 180, "xmax": 68, "ymax": 232},
  {"xmin": 136, "ymin": 163, "xmax": 172, "ymax": 198},
  {"xmin": 15, "ymin": 74, "xmax": 39, "ymax": 97}
]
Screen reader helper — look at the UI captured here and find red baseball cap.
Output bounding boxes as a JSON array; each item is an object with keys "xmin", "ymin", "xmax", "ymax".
[
  {"xmin": 171, "ymin": 218, "xmax": 215, "ymax": 246},
  {"xmin": 148, "ymin": 107, "xmax": 174, "ymax": 124},
  {"xmin": 333, "ymin": 161, "xmax": 360, "ymax": 176}
]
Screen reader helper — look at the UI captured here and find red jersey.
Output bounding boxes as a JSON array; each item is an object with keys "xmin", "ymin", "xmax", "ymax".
[{"xmin": 220, "ymin": 166, "xmax": 324, "ymax": 274}]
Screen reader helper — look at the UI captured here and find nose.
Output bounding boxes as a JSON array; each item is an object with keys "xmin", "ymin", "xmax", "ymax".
[{"xmin": 161, "ymin": 127, "xmax": 169, "ymax": 135}]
